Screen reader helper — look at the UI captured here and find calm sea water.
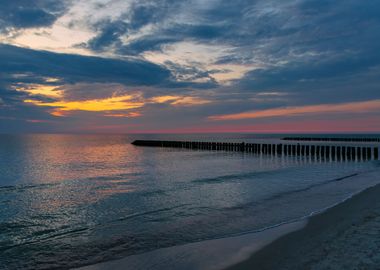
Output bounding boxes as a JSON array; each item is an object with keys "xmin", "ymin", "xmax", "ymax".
[{"xmin": 0, "ymin": 134, "xmax": 379, "ymax": 269}]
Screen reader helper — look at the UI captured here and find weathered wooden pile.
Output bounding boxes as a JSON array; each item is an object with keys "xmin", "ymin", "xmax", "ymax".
[
  {"xmin": 132, "ymin": 140, "xmax": 380, "ymax": 161},
  {"xmin": 282, "ymin": 137, "xmax": 380, "ymax": 142}
]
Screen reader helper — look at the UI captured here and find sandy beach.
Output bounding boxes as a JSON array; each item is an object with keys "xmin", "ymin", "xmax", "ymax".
[
  {"xmin": 76, "ymin": 171, "xmax": 380, "ymax": 270},
  {"xmin": 226, "ymin": 182, "xmax": 380, "ymax": 270}
]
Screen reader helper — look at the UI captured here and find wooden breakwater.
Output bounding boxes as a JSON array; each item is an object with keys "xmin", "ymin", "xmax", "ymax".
[
  {"xmin": 132, "ymin": 140, "xmax": 380, "ymax": 161},
  {"xmin": 282, "ymin": 137, "xmax": 380, "ymax": 142}
]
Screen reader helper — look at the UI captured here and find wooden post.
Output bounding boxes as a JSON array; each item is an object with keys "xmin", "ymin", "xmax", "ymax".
[
  {"xmin": 357, "ymin": 147, "xmax": 361, "ymax": 161},
  {"xmin": 277, "ymin": 144, "xmax": 282, "ymax": 155},
  {"xmin": 326, "ymin": 146, "xmax": 330, "ymax": 160},
  {"xmin": 362, "ymin": 147, "xmax": 366, "ymax": 160},
  {"xmin": 367, "ymin": 147, "xmax": 371, "ymax": 160},
  {"xmin": 297, "ymin": 144, "xmax": 301, "ymax": 155},
  {"xmin": 241, "ymin": 142, "xmax": 245, "ymax": 152},
  {"xmin": 374, "ymin": 147, "xmax": 379, "ymax": 160},
  {"xmin": 331, "ymin": 146, "xmax": 336, "ymax": 160},
  {"xmin": 347, "ymin": 147, "xmax": 352, "ymax": 160}
]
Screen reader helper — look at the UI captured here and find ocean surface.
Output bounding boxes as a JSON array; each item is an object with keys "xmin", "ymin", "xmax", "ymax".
[{"xmin": 0, "ymin": 134, "xmax": 379, "ymax": 269}]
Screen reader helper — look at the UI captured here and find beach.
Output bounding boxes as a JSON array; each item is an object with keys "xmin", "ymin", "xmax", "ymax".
[
  {"xmin": 226, "ymin": 180, "xmax": 380, "ymax": 270},
  {"xmin": 78, "ymin": 171, "xmax": 380, "ymax": 270}
]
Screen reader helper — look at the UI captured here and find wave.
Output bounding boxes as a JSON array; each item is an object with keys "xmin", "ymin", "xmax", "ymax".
[
  {"xmin": 225, "ymin": 172, "xmax": 359, "ymax": 212},
  {"xmin": 191, "ymin": 168, "xmax": 288, "ymax": 184},
  {"xmin": 0, "ymin": 172, "xmax": 144, "ymax": 194},
  {"xmin": 114, "ymin": 204, "xmax": 190, "ymax": 223},
  {"xmin": 0, "ymin": 183, "xmax": 57, "ymax": 194}
]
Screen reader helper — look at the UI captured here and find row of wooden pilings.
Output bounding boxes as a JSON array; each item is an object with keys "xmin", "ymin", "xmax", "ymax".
[
  {"xmin": 132, "ymin": 140, "xmax": 380, "ymax": 161},
  {"xmin": 283, "ymin": 137, "xmax": 380, "ymax": 142}
]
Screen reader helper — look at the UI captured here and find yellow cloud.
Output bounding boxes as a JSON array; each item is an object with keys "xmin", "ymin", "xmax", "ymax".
[
  {"xmin": 15, "ymin": 84, "xmax": 63, "ymax": 98},
  {"xmin": 150, "ymin": 95, "xmax": 179, "ymax": 103},
  {"xmin": 209, "ymin": 100, "xmax": 380, "ymax": 120},
  {"xmin": 25, "ymin": 95, "xmax": 145, "ymax": 116},
  {"xmin": 170, "ymin": 96, "xmax": 211, "ymax": 106},
  {"xmin": 150, "ymin": 95, "xmax": 211, "ymax": 106},
  {"xmin": 21, "ymin": 83, "xmax": 211, "ymax": 118}
]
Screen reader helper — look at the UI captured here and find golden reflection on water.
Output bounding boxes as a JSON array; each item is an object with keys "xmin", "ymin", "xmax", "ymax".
[
  {"xmin": 17, "ymin": 134, "xmax": 142, "ymax": 182},
  {"xmin": 9, "ymin": 134, "xmax": 144, "ymax": 213}
]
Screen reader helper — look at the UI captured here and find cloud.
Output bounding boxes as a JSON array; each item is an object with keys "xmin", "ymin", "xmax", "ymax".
[
  {"xmin": 209, "ymin": 100, "xmax": 380, "ymax": 120},
  {"xmin": 149, "ymin": 95, "xmax": 211, "ymax": 106},
  {"xmin": 76, "ymin": 0, "xmax": 380, "ymax": 92},
  {"xmin": 24, "ymin": 94, "xmax": 144, "ymax": 115},
  {"xmin": 0, "ymin": 43, "xmax": 172, "ymax": 86},
  {"xmin": 0, "ymin": 43, "xmax": 171, "ymax": 131},
  {"xmin": 0, "ymin": 0, "xmax": 68, "ymax": 32}
]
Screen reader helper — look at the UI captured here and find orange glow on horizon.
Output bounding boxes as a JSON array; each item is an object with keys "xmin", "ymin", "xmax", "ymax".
[
  {"xmin": 125, "ymin": 115, "xmax": 380, "ymax": 134},
  {"xmin": 209, "ymin": 100, "xmax": 380, "ymax": 121}
]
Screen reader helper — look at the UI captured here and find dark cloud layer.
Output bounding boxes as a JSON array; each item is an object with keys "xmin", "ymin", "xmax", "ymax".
[
  {"xmin": 85, "ymin": 0, "xmax": 380, "ymax": 60},
  {"xmin": 0, "ymin": 43, "xmax": 171, "ymax": 129},
  {"xmin": 0, "ymin": 44, "xmax": 171, "ymax": 86},
  {"xmin": 0, "ymin": 0, "xmax": 67, "ymax": 31},
  {"xmin": 83, "ymin": 0, "xmax": 380, "ymax": 101}
]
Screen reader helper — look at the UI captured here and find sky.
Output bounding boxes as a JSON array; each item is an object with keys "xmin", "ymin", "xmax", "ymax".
[{"xmin": 0, "ymin": 0, "xmax": 380, "ymax": 133}]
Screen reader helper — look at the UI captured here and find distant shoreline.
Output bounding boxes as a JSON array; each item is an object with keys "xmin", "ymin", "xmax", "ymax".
[{"xmin": 225, "ymin": 180, "xmax": 380, "ymax": 270}]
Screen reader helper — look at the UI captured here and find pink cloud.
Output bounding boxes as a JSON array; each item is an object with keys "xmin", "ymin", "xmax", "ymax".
[{"xmin": 209, "ymin": 99, "xmax": 380, "ymax": 121}]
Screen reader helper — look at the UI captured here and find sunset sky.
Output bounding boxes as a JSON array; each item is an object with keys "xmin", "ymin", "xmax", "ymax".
[{"xmin": 1, "ymin": 0, "xmax": 380, "ymax": 133}]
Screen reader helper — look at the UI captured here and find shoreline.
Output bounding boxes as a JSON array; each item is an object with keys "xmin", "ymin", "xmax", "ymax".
[
  {"xmin": 225, "ymin": 181, "xmax": 380, "ymax": 270},
  {"xmin": 76, "ymin": 173, "xmax": 380, "ymax": 270},
  {"xmin": 76, "ymin": 218, "xmax": 306, "ymax": 270}
]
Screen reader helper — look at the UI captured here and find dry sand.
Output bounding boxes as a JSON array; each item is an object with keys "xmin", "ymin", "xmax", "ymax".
[{"xmin": 226, "ymin": 183, "xmax": 380, "ymax": 270}]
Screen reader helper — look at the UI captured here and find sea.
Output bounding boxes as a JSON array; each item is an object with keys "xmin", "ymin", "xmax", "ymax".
[{"xmin": 0, "ymin": 134, "xmax": 379, "ymax": 269}]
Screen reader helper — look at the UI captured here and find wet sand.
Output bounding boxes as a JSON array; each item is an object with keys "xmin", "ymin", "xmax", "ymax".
[
  {"xmin": 226, "ymin": 183, "xmax": 380, "ymax": 270},
  {"xmin": 76, "ymin": 220, "xmax": 305, "ymax": 270},
  {"xmin": 77, "ymin": 174, "xmax": 380, "ymax": 270}
]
